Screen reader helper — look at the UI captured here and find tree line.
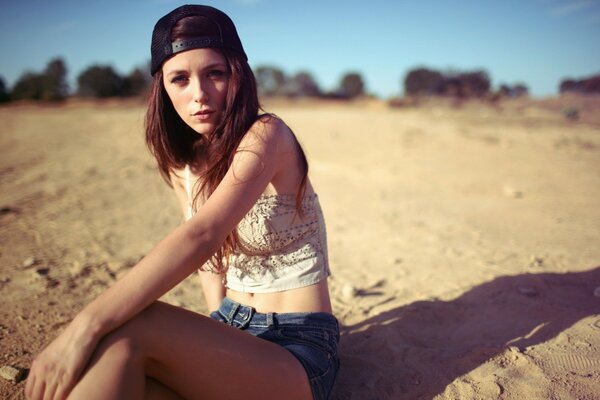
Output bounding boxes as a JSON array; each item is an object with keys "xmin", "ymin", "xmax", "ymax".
[
  {"xmin": 403, "ymin": 67, "xmax": 531, "ymax": 99},
  {"xmin": 253, "ymin": 66, "xmax": 365, "ymax": 99},
  {"xmin": 0, "ymin": 58, "xmax": 365, "ymax": 103},
  {"xmin": 559, "ymin": 75, "xmax": 600, "ymax": 94},
  {"xmin": 0, "ymin": 58, "xmax": 150, "ymax": 103},
  {"xmin": 1, "ymin": 57, "xmax": 598, "ymax": 104}
]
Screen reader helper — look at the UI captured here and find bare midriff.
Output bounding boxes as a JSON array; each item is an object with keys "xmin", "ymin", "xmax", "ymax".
[{"xmin": 226, "ymin": 279, "xmax": 333, "ymax": 314}]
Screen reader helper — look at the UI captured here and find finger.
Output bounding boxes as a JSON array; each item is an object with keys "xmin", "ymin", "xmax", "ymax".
[
  {"xmin": 45, "ymin": 382, "xmax": 59, "ymax": 400},
  {"xmin": 24, "ymin": 372, "xmax": 32, "ymax": 396},
  {"xmin": 55, "ymin": 375, "xmax": 78, "ymax": 400},
  {"xmin": 24, "ymin": 373, "xmax": 34, "ymax": 399},
  {"xmin": 30, "ymin": 379, "xmax": 46, "ymax": 400}
]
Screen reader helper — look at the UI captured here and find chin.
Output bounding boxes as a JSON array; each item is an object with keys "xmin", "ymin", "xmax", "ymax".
[{"xmin": 189, "ymin": 123, "xmax": 215, "ymax": 136}]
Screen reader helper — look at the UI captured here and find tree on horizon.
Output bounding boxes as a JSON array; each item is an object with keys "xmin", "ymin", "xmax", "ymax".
[
  {"xmin": 10, "ymin": 58, "xmax": 69, "ymax": 102},
  {"xmin": 337, "ymin": 72, "xmax": 365, "ymax": 99}
]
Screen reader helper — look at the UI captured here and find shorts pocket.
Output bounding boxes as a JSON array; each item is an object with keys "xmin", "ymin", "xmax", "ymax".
[{"xmin": 272, "ymin": 327, "xmax": 338, "ymax": 380}]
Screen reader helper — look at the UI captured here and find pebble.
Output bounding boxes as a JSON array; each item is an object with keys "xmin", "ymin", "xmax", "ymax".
[
  {"xmin": 341, "ymin": 283, "xmax": 356, "ymax": 300},
  {"xmin": 593, "ymin": 287, "xmax": 600, "ymax": 297},
  {"xmin": 505, "ymin": 346, "xmax": 521, "ymax": 361},
  {"xmin": 529, "ymin": 256, "xmax": 544, "ymax": 268},
  {"xmin": 0, "ymin": 365, "xmax": 26, "ymax": 383},
  {"xmin": 0, "ymin": 206, "xmax": 16, "ymax": 215},
  {"xmin": 22, "ymin": 257, "xmax": 36, "ymax": 268},
  {"xmin": 502, "ymin": 185, "xmax": 523, "ymax": 199}
]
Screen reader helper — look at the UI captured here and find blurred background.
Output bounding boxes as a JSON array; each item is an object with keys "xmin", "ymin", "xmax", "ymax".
[
  {"xmin": 1, "ymin": 0, "xmax": 599, "ymax": 103},
  {"xmin": 2, "ymin": 2, "xmax": 600, "ymax": 399}
]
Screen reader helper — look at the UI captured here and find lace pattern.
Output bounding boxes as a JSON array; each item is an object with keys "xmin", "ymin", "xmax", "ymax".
[
  {"xmin": 237, "ymin": 194, "xmax": 319, "ymax": 254},
  {"xmin": 227, "ymin": 193, "xmax": 330, "ymax": 291}
]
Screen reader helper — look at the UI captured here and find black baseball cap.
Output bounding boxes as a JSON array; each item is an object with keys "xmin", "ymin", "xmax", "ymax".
[{"xmin": 150, "ymin": 4, "xmax": 247, "ymax": 75}]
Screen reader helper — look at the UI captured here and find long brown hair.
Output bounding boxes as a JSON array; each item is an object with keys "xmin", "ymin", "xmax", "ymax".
[{"xmin": 145, "ymin": 15, "xmax": 308, "ymax": 272}]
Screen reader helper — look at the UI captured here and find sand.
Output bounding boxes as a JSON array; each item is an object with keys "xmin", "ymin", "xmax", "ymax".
[{"xmin": 1, "ymin": 96, "xmax": 599, "ymax": 399}]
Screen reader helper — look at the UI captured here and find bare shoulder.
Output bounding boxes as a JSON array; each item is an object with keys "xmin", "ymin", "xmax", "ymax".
[{"xmin": 239, "ymin": 114, "xmax": 297, "ymax": 155}]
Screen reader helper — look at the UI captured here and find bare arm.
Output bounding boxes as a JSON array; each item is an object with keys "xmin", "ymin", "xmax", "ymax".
[
  {"xmin": 170, "ymin": 170, "xmax": 225, "ymax": 312},
  {"xmin": 197, "ymin": 271, "xmax": 226, "ymax": 312}
]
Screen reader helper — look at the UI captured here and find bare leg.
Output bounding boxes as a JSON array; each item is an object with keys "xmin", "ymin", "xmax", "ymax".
[
  {"xmin": 68, "ymin": 334, "xmax": 144, "ymax": 399},
  {"xmin": 145, "ymin": 378, "xmax": 183, "ymax": 400},
  {"xmin": 68, "ymin": 302, "xmax": 312, "ymax": 400}
]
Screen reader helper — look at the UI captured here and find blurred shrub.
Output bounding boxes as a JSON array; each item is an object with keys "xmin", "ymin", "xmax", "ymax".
[
  {"xmin": 404, "ymin": 68, "xmax": 444, "ymax": 96},
  {"xmin": 560, "ymin": 74, "xmax": 600, "ymax": 94},
  {"xmin": 0, "ymin": 76, "xmax": 9, "ymax": 103},
  {"xmin": 387, "ymin": 96, "xmax": 417, "ymax": 108},
  {"xmin": 255, "ymin": 66, "xmax": 327, "ymax": 99},
  {"xmin": 255, "ymin": 66, "xmax": 286, "ymax": 97},
  {"xmin": 451, "ymin": 71, "xmax": 490, "ymax": 98},
  {"xmin": 77, "ymin": 65, "xmax": 124, "ymax": 98},
  {"xmin": 404, "ymin": 67, "xmax": 491, "ymax": 98},
  {"xmin": 286, "ymin": 71, "xmax": 321, "ymax": 98},
  {"xmin": 122, "ymin": 67, "xmax": 151, "ymax": 97},
  {"xmin": 11, "ymin": 58, "xmax": 69, "ymax": 102},
  {"xmin": 337, "ymin": 72, "xmax": 365, "ymax": 99},
  {"xmin": 499, "ymin": 83, "xmax": 529, "ymax": 98},
  {"xmin": 11, "ymin": 72, "xmax": 45, "ymax": 100},
  {"xmin": 42, "ymin": 58, "xmax": 69, "ymax": 101},
  {"xmin": 562, "ymin": 107, "xmax": 579, "ymax": 121}
]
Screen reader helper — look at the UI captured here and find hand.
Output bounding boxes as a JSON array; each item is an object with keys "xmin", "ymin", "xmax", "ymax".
[{"xmin": 25, "ymin": 316, "xmax": 100, "ymax": 400}]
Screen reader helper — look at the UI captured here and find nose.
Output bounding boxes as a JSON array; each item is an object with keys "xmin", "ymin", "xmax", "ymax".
[{"xmin": 192, "ymin": 77, "xmax": 208, "ymax": 103}]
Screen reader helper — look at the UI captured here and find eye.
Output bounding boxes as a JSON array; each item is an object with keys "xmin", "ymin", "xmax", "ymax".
[
  {"xmin": 207, "ymin": 69, "xmax": 227, "ymax": 79},
  {"xmin": 170, "ymin": 75, "xmax": 189, "ymax": 84}
]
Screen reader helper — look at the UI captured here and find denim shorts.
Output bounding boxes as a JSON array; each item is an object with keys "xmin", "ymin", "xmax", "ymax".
[{"xmin": 209, "ymin": 297, "xmax": 340, "ymax": 400}]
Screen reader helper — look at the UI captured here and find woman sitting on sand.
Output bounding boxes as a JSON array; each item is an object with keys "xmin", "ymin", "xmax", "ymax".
[{"xmin": 25, "ymin": 5, "xmax": 339, "ymax": 400}]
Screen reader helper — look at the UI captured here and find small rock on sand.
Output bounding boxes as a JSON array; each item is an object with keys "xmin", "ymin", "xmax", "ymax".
[
  {"xmin": 0, "ymin": 365, "xmax": 27, "ymax": 383},
  {"xmin": 22, "ymin": 257, "xmax": 36, "ymax": 268},
  {"xmin": 502, "ymin": 185, "xmax": 523, "ymax": 199},
  {"xmin": 528, "ymin": 256, "xmax": 544, "ymax": 268},
  {"xmin": 342, "ymin": 283, "xmax": 356, "ymax": 300}
]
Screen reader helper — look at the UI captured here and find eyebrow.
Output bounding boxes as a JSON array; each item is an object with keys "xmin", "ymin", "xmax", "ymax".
[{"xmin": 165, "ymin": 62, "xmax": 227, "ymax": 78}]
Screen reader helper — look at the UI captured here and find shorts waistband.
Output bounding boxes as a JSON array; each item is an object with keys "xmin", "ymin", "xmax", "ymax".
[{"xmin": 215, "ymin": 297, "xmax": 339, "ymax": 331}]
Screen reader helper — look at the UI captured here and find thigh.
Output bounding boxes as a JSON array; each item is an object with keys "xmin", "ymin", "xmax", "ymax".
[
  {"xmin": 145, "ymin": 377, "xmax": 183, "ymax": 400},
  {"xmin": 119, "ymin": 301, "xmax": 312, "ymax": 400}
]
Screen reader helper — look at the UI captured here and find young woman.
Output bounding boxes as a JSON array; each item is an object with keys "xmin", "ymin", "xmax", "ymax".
[{"xmin": 25, "ymin": 5, "xmax": 339, "ymax": 400}]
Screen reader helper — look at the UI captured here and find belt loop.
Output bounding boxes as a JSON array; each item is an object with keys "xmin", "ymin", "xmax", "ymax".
[
  {"xmin": 267, "ymin": 313, "xmax": 276, "ymax": 329},
  {"xmin": 227, "ymin": 302, "xmax": 240, "ymax": 326}
]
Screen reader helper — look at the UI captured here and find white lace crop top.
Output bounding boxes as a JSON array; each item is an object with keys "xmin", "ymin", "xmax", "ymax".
[{"xmin": 184, "ymin": 166, "xmax": 331, "ymax": 293}]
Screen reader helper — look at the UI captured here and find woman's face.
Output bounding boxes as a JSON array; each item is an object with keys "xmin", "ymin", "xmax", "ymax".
[{"xmin": 162, "ymin": 48, "xmax": 229, "ymax": 136}]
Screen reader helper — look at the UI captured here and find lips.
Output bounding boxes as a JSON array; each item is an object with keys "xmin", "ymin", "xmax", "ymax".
[{"xmin": 192, "ymin": 109, "xmax": 214, "ymax": 121}]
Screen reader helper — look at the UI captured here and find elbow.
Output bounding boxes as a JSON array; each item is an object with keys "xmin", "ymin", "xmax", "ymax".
[{"xmin": 183, "ymin": 219, "xmax": 225, "ymax": 258}]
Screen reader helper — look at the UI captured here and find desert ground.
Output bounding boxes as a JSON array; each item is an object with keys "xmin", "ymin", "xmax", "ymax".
[{"xmin": 1, "ymin": 96, "xmax": 599, "ymax": 399}]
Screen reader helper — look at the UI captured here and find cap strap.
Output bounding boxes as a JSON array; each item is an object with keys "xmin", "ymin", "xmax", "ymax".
[{"xmin": 171, "ymin": 36, "xmax": 224, "ymax": 54}]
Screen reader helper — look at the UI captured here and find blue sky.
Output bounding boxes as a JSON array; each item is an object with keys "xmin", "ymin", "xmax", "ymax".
[{"xmin": 1, "ymin": 0, "xmax": 599, "ymax": 98}]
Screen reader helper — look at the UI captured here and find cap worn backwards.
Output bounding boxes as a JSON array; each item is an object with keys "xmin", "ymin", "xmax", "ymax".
[{"xmin": 150, "ymin": 4, "xmax": 247, "ymax": 76}]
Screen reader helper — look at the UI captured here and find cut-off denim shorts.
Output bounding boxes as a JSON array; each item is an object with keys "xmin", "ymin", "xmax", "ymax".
[{"xmin": 209, "ymin": 297, "xmax": 340, "ymax": 400}]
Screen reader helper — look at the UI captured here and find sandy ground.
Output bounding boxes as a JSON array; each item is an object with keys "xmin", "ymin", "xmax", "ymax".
[{"xmin": 1, "ymin": 96, "xmax": 599, "ymax": 399}]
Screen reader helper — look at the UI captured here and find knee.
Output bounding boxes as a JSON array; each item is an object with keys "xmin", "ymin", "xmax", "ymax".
[
  {"xmin": 96, "ymin": 330, "xmax": 142, "ymax": 365},
  {"xmin": 96, "ymin": 302, "xmax": 166, "ymax": 361}
]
